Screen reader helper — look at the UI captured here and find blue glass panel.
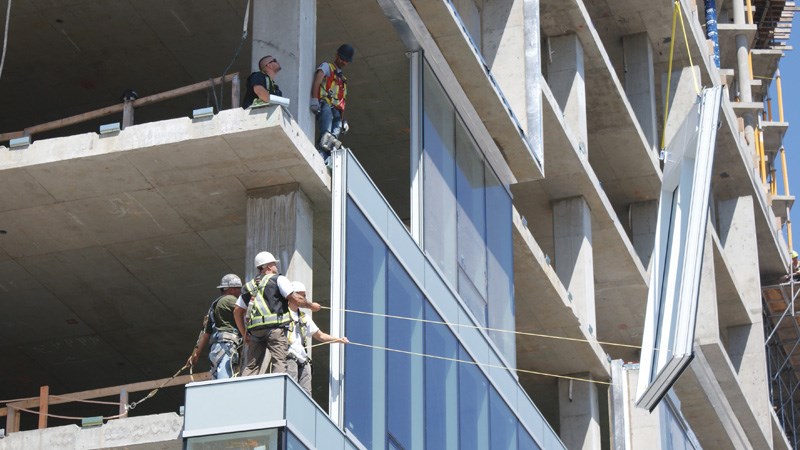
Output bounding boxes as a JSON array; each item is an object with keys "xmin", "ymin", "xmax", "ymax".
[
  {"xmin": 490, "ymin": 387, "xmax": 518, "ymax": 450},
  {"xmin": 287, "ymin": 430, "xmax": 310, "ymax": 450},
  {"xmin": 485, "ymin": 167, "xmax": 515, "ymax": 366},
  {"xmin": 387, "ymin": 254, "xmax": 424, "ymax": 450},
  {"xmin": 425, "ymin": 304, "xmax": 459, "ymax": 450},
  {"xmin": 344, "ymin": 199, "xmax": 387, "ymax": 450},
  {"xmin": 422, "ymin": 62, "xmax": 458, "ymax": 285},
  {"xmin": 458, "ymin": 346, "xmax": 489, "ymax": 450},
  {"xmin": 285, "ymin": 379, "xmax": 315, "ymax": 442},
  {"xmin": 518, "ymin": 423, "xmax": 542, "ymax": 450}
]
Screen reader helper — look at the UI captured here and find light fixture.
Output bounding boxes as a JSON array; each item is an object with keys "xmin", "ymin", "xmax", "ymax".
[
  {"xmin": 192, "ymin": 107, "xmax": 215, "ymax": 119},
  {"xmin": 99, "ymin": 122, "xmax": 121, "ymax": 135},
  {"xmin": 8, "ymin": 136, "xmax": 30, "ymax": 149}
]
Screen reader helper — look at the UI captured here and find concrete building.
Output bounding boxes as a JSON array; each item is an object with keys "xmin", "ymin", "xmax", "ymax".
[{"xmin": 0, "ymin": 0, "xmax": 797, "ymax": 449}]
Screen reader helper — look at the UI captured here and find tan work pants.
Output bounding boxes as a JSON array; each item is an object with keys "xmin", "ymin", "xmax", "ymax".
[{"xmin": 242, "ymin": 327, "xmax": 288, "ymax": 376}]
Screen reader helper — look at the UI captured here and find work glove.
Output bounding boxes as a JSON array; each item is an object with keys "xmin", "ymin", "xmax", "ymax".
[
  {"xmin": 341, "ymin": 120, "xmax": 349, "ymax": 135},
  {"xmin": 310, "ymin": 98, "xmax": 320, "ymax": 114}
]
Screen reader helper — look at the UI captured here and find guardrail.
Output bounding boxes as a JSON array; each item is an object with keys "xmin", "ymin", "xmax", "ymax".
[{"xmin": 0, "ymin": 73, "xmax": 240, "ymax": 143}]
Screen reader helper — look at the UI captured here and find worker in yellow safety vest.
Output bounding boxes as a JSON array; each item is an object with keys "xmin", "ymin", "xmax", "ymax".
[
  {"xmin": 310, "ymin": 44, "xmax": 355, "ymax": 167},
  {"xmin": 234, "ymin": 251, "xmax": 321, "ymax": 376},
  {"xmin": 784, "ymin": 250, "xmax": 800, "ymax": 282}
]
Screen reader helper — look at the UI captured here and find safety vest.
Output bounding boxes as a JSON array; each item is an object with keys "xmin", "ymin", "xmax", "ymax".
[
  {"xmin": 288, "ymin": 310, "xmax": 310, "ymax": 348},
  {"xmin": 318, "ymin": 62, "xmax": 347, "ymax": 111},
  {"xmin": 245, "ymin": 274, "xmax": 291, "ymax": 329}
]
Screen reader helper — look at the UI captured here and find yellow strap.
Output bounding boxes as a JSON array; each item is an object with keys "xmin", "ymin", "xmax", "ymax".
[
  {"xmin": 660, "ymin": 1, "xmax": 680, "ymax": 151},
  {"xmin": 676, "ymin": 1, "xmax": 700, "ymax": 95}
]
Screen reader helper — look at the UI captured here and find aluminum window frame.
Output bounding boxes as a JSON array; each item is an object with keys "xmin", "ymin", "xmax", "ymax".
[{"xmin": 635, "ymin": 86, "xmax": 723, "ymax": 411}]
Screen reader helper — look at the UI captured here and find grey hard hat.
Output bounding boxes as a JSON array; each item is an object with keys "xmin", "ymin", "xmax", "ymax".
[
  {"xmin": 217, "ymin": 274, "xmax": 242, "ymax": 289},
  {"xmin": 337, "ymin": 44, "xmax": 355, "ymax": 62}
]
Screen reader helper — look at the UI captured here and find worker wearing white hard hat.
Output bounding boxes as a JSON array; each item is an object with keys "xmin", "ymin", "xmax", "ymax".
[
  {"xmin": 188, "ymin": 274, "xmax": 243, "ymax": 379},
  {"xmin": 782, "ymin": 250, "xmax": 800, "ymax": 283},
  {"xmin": 285, "ymin": 281, "xmax": 348, "ymax": 394},
  {"xmin": 234, "ymin": 251, "xmax": 321, "ymax": 376}
]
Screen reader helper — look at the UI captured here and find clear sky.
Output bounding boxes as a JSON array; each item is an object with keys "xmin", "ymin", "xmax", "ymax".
[{"xmin": 771, "ymin": 25, "xmax": 799, "ymax": 256}]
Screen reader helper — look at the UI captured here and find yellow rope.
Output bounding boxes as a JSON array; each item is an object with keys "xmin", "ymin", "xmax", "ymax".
[
  {"xmin": 676, "ymin": 1, "xmax": 700, "ymax": 95},
  {"xmin": 661, "ymin": 1, "xmax": 680, "ymax": 151}
]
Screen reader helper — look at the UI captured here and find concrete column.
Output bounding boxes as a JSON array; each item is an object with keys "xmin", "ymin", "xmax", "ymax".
[
  {"xmin": 553, "ymin": 196, "xmax": 595, "ymax": 334},
  {"xmin": 245, "ymin": 185, "xmax": 313, "ymax": 298},
  {"xmin": 716, "ymin": 196, "xmax": 771, "ymax": 440},
  {"xmin": 730, "ymin": 0, "xmax": 756, "ymax": 155},
  {"xmin": 661, "ymin": 66, "xmax": 700, "ymax": 151},
  {"xmin": 622, "ymin": 33, "xmax": 658, "ymax": 153},
  {"xmin": 695, "ymin": 230, "xmax": 720, "ymax": 344},
  {"xmin": 559, "ymin": 373, "xmax": 601, "ymax": 450},
  {"xmin": 629, "ymin": 200, "xmax": 658, "ymax": 270},
  {"xmin": 546, "ymin": 34, "xmax": 588, "ymax": 152},
  {"xmin": 251, "ymin": 0, "xmax": 316, "ymax": 141}
]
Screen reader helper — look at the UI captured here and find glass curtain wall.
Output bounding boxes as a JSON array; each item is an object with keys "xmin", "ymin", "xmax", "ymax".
[
  {"xmin": 343, "ymin": 200, "xmax": 538, "ymax": 450},
  {"xmin": 420, "ymin": 60, "xmax": 515, "ymax": 366}
]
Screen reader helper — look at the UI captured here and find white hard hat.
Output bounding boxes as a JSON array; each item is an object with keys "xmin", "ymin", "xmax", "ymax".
[
  {"xmin": 793, "ymin": 250, "xmax": 798, "ymax": 258},
  {"xmin": 254, "ymin": 251, "xmax": 279, "ymax": 268},
  {"xmin": 217, "ymin": 274, "xmax": 242, "ymax": 289},
  {"xmin": 291, "ymin": 281, "xmax": 307, "ymax": 294}
]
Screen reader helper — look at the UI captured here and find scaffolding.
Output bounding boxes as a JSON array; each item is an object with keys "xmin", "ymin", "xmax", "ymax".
[
  {"xmin": 763, "ymin": 279, "xmax": 800, "ymax": 448},
  {"xmin": 752, "ymin": 0, "xmax": 797, "ymax": 49}
]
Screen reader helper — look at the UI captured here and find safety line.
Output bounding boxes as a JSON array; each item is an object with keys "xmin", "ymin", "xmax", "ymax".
[
  {"xmin": 346, "ymin": 341, "xmax": 612, "ymax": 386},
  {"xmin": 661, "ymin": 1, "xmax": 679, "ymax": 151},
  {"xmin": 319, "ymin": 305, "xmax": 642, "ymax": 350},
  {"xmin": 13, "ymin": 405, "xmax": 126, "ymax": 422},
  {"xmin": 676, "ymin": 0, "xmax": 700, "ymax": 95},
  {"xmin": 49, "ymin": 395, "xmax": 120, "ymax": 406}
]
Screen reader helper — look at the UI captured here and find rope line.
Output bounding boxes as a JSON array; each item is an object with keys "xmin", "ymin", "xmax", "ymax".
[
  {"xmin": 347, "ymin": 341, "xmax": 612, "ymax": 386},
  {"xmin": 661, "ymin": 1, "xmax": 679, "ymax": 151},
  {"xmin": 49, "ymin": 395, "xmax": 120, "ymax": 406},
  {"xmin": 676, "ymin": 1, "xmax": 700, "ymax": 95},
  {"xmin": 320, "ymin": 305, "xmax": 642, "ymax": 350},
  {"xmin": 13, "ymin": 406, "xmax": 127, "ymax": 422}
]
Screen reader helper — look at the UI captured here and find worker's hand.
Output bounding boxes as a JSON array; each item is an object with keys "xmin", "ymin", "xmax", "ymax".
[
  {"xmin": 188, "ymin": 352, "xmax": 199, "ymax": 366},
  {"xmin": 338, "ymin": 336, "xmax": 350, "ymax": 344},
  {"xmin": 309, "ymin": 302, "xmax": 321, "ymax": 312},
  {"xmin": 310, "ymin": 98, "xmax": 320, "ymax": 114},
  {"xmin": 244, "ymin": 333, "xmax": 251, "ymax": 344},
  {"xmin": 341, "ymin": 120, "xmax": 349, "ymax": 135}
]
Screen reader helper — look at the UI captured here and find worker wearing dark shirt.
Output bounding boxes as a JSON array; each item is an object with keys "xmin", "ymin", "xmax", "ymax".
[{"xmin": 243, "ymin": 55, "xmax": 282, "ymax": 108}]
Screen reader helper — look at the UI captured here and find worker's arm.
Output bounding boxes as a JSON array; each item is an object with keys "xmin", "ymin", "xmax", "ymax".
[
  {"xmin": 287, "ymin": 291, "xmax": 321, "ymax": 312},
  {"xmin": 234, "ymin": 305, "xmax": 248, "ymax": 343},
  {"xmin": 253, "ymin": 84, "xmax": 270, "ymax": 104},
  {"xmin": 312, "ymin": 329, "xmax": 348, "ymax": 344},
  {"xmin": 189, "ymin": 332, "xmax": 210, "ymax": 366},
  {"xmin": 311, "ymin": 69, "xmax": 324, "ymax": 100}
]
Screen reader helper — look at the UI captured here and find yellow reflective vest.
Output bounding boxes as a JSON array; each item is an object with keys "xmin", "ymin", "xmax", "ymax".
[
  {"xmin": 318, "ymin": 62, "xmax": 347, "ymax": 111},
  {"xmin": 245, "ymin": 274, "xmax": 291, "ymax": 329}
]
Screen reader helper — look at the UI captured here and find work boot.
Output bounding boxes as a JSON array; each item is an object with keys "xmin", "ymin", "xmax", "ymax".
[
  {"xmin": 319, "ymin": 132, "xmax": 335, "ymax": 151},
  {"xmin": 330, "ymin": 136, "xmax": 342, "ymax": 150}
]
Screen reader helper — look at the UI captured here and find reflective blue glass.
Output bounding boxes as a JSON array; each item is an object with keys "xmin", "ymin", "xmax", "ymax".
[
  {"xmin": 485, "ymin": 166, "xmax": 515, "ymax": 365},
  {"xmin": 518, "ymin": 423, "xmax": 542, "ymax": 450},
  {"xmin": 286, "ymin": 430, "xmax": 309, "ymax": 450},
  {"xmin": 387, "ymin": 254, "xmax": 424, "ymax": 450},
  {"xmin": 458, "ymin": 347, "xmax": 489, "ymax": 450},
  {"xmin": 490, "ymin": 387, "xmax": 518, "ymax": 450},
  {"xmin": 344, "ymin": 199, "xmax": 387, "ymax": 449},
  {"xmin": 424, "ymin": 304, "xmax": 460, "ymax": 450}
]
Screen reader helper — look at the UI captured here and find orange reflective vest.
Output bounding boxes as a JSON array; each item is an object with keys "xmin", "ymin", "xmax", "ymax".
[{"xmin": 318, "ymin": 62, "xmax": 347, "ymax": 111}]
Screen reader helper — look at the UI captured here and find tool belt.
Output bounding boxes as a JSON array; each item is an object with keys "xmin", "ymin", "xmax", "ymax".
[
  {"xmin": 211, "ymin": 331, "xmax": 242, "ymax": 344},
  {"xmin": 287, "ymin": 353, "xmax": 312, "ymax": 366}
]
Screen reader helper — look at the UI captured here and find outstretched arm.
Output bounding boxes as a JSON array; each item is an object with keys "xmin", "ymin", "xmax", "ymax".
[{"xmin": 312, "ymin": 330, "xmax": 348, "ymax": 344}]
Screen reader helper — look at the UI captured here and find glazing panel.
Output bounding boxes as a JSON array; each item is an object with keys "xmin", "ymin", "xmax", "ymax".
[
  {"xmin": 287, "ymin": 430, "xmax": 310, "ymax": 450},
  {"xmin": 425, "ymin": 303, "xmax": 459, "ymax": 450},
  {"xmin": 344, "ymin": 200, "xmax": 387, "ymax": 450},
  {"xmin": 518, "ymin": 423, "xmax": 542, "ymax": 450},
  {"xmin": 387, "ymin": 254, "xmax": 425, "ymax": 450},
  {"xmin": 186, "ymin": 428, "xmax": 280, "ymax": 450},
  {"xmin": 458, "ymin": 346, "xmax": 489, "ymax": 450},
  {"xmin": 455, "ymin": 117, "xmax": 488, "ymax": 306},
  {"xmin": 490, "ymin": 387, "xmax": 518, "ymax": 450},
  {"xmin": 485, "ymin": 167, "xmax": 515, "ymax": 366},
  {"xmin": 422, "ymin": 62, "xmax": 458, "ymax": 284}
]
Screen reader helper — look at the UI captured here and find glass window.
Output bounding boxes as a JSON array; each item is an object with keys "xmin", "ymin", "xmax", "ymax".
[
  {"xmin": 490, "ymin": 388, "xmax": 517, "ymax": 450},
  {"xmin": 286, "ymin": 430, "xmax": 310, "ymax": 450},
  {"xmin": 344, "ymin": 200, "xmax": 387, "ymax": 449},
  {"xmin": 636, "ymin": 87, "xmax": 723, "ymax": 411},
  {"xmin": 458, "ymin": 347, "xmax": 489, "ymax": 450},
  {"xmin": 186, "ymin": 428, "xmax": 280, "ymax": 450},
  {"xmin": 387, "ymin": 254, "xmax": 425, "ymax": 450},
  {"xmin": 518, "ymin": 423, "xmax": 541, "ymax": 450},
  {"xmin": 486, "ymin": 167, "xmax": 515, "ymax": 366},
  {"xmin": 425, "ymin": 304, "xmax": 460, "ymax": 450}
]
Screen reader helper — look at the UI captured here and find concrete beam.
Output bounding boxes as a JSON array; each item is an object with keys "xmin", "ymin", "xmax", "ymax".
[
  {"xmin": 662, "ymin": 66, "xmax": 701, "ymax": 151},
  {"xmin": 546, "ymin": 34, "xmax": 588, "ymax": 152},
  {"xmin": 622, "ymin": 33, "xmax": 658, "ymax": 153},
  {"xmin": 553, "ymin": 196, "xmax": 595, "ymax": 335}
]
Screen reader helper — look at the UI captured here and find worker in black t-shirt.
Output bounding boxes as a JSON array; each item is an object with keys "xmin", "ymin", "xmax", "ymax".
[{"xmin": 242, "ymin": 55, "xmax": 283, "ymax": 108}]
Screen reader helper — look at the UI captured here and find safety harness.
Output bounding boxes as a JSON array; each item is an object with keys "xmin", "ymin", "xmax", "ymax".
[
  {"xmin": 318, "ymin": 62, "xmax": 347, "ymax": 111},
  {"xmin": 245, "ymin": 274, "xmax": 291, "ymax": 330}
]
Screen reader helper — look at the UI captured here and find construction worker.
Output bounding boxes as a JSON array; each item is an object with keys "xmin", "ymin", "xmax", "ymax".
[
  {"xmin": 234, "ymin": 251, "xmax": 321, "ymax": 376},
  {"xmin": 286, "ymin": 281, "xmax": 348, "ymax": 395},
  {"xmin": 310, "ymin": 44, "xmax": 355, "ymax": 165},
  {"xmin": 242, "ymin": 55, "xmax": 283, "ymax": 108},
  {"xmin": 189, "ymin": 274, "xmax": 244, "ymax": 379},
  {"xmin": 784, "ymin": 250, "xmax": 800, "ymax": 282}
]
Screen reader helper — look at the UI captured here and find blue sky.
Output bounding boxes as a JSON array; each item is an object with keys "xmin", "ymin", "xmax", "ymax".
[{"xmin": 772, "ymin": 28, "xmax": 799, "ymax": 254}]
